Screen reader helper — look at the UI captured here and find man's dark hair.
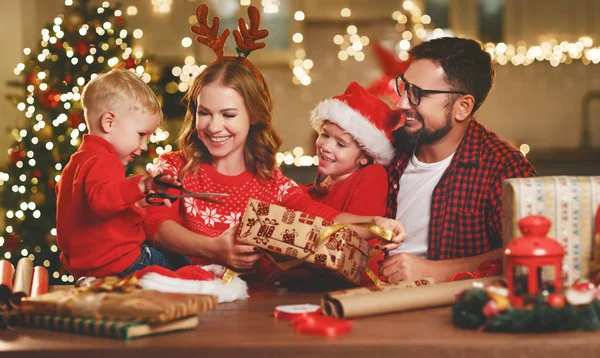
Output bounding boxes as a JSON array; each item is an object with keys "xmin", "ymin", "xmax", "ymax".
[{"xmin": 409, "ymin": 37, "xmax": 495, "ymax": 114}]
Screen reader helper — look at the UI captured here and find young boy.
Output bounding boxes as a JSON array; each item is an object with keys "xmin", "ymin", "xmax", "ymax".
[{"xmin": 56, "ymin": 68, "xmax": 189, "ymax": 278}]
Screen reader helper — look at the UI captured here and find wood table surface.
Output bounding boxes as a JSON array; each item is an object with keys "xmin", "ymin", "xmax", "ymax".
[{"xmin": 2, "ymin": 285, "xmax": 600, "ymax": 358}]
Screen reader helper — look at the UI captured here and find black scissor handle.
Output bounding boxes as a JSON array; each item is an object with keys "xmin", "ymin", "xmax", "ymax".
[
  {"xmin": 153, "ymin": 173, "xmax": 183, "ymax": 190},
  {"xmin": 146, "ymin": 193, "xmax": 179, "ymax": 206}
]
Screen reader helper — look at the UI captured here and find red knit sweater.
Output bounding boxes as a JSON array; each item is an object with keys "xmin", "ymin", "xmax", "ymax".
[
  {"xmin": 56, "ymin": 135, "xmax": 146, "ymax": 278},
  {"xmin": 300, "ymin": 164, "xmax": 388, "ymax": 284},
  {"xmin": 143, "ymin": 151, "xmax": 341, "ymax": 265}
]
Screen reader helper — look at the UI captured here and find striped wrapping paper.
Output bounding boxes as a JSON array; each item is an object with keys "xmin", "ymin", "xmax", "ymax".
[
  {"xmin": 502, "ymin": 176, "xmax": 600, "ymax": 284},
  {"xmin": 21, "ymin": 313, "xmax": 199, "ymax": 340}
]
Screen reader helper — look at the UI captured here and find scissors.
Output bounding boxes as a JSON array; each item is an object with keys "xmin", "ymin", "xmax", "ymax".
[{"xmin": 146, "ymin": 174, "xmax": 230, "ymax": 206}]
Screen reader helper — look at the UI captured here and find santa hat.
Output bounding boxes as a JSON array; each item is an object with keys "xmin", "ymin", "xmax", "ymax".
[
  {"xmin": 134, "ymin": 265, "xmax": 248, "ymax": 303},
  {"xmin": 310, "ymin": 82, "xmax": 404, "ymax": 165}
]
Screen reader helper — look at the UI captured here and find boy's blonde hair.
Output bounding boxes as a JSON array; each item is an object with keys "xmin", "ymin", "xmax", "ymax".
[{"xmin": 81, "ymin": 68, "xmax": 163, "ymax": 130}]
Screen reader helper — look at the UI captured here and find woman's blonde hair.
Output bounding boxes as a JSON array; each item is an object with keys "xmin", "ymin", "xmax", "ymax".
[{"xmin": 178, "ymin": 60, "xmax": 281, "ymax": 181}]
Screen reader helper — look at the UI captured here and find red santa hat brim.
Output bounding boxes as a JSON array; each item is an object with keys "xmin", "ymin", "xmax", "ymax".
[
  {"xmin": 135, "ymin": 265, "xmax": 248, "ymax": 303},
  {"xmin": 310, "ymin": 98, "xmax": 395, "ymax": 165}
]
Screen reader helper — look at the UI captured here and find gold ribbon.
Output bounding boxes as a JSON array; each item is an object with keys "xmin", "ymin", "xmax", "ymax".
[
  {"xmin": 264, "ymin": 223, "xmax": 393, "ymax": 285},
  {"xmin": 82, "ymin": 275, "xmax": 142, "ymax": 293}
]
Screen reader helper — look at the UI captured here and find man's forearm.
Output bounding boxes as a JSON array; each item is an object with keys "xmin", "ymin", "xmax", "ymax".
[{"xmin": 434, "ymin": 248, "xmax": 504, "ymax": 282}]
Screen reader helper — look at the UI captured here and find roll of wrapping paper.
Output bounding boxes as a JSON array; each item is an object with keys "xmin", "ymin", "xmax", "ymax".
[
  {"xmin": 9, "ymin": 258, "xmax": 34, "ymax": 308},
  {"xmin": 30, "ymin": 266, "xmax": 49, "ymax": 298},
  {"xmin": 0, "ymin": 260, "xmax": 14, "ymax": 303},
  {"xmin": 322, "ymin": 276, "xmax": 502, "ymax": 319}
]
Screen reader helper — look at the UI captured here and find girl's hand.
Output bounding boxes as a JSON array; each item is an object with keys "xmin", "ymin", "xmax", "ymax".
[
  {"xmin": 212, "ymin": 224, "xmax": 262, "ymax": 271},
  {"xmin": 371, "ymin": 217, "xmax": 407, "ymax": 252}
]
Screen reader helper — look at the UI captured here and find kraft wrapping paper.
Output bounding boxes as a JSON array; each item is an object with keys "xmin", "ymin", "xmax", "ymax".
[{"xmin": 322, "ymin": 276, "xmax": 501, "ymax": 318}]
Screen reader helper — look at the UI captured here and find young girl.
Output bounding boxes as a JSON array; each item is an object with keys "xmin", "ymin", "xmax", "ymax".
[
  {"xmin": 143, "ymin": 4, "xmax": 406, "ymax": 280},
  {"xmin": 301, "ymin": 82, "xmax": 405, "ymax": 285}
]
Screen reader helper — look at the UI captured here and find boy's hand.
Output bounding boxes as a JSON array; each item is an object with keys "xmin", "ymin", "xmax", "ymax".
[
  {"xmin": 138, "ymin": 172, "xmax": 181, "ymax": 208},
  {"xmin": 371, "ymin": 217, "xmax": 407, "ymax": 252}
]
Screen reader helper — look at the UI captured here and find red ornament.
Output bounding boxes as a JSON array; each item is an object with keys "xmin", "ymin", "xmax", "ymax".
[
  {"xmin": 75, "ymin": 40, "xmax": 89, "ymax": 56},
  {"xmin": 25, "ymin": 74, "xmax": 35, "ymax": 84},
  {"xmin": 10, "ymin": 150, "xmax": 22, "ymax": 163},
  {"xmin": 547, "ymin": 293, "xmax": 566, "ymax": 308},
  {"xmin": 116, "ymin": 16, "xmax": 125, "ymax": 27},
  {"xmin": 39, "ymin": 88, "xmax": 60, "ymax": 108},
  {"xmin": 482, "ymin": 300, "xmax": 499, "ymax": 318},
  {"xmin": 32, "ymin": 169, "xmax": 42, "ymax": 177},
  {"xmin": 69, "ymin": 111, "xmax": 84, "ymax": 128},
  {"xmin": 65, "ymin": 74, "xmax": 72, "ymax": 84},
  {"xmin": 6, "ymin": 234, "xmax": 20, "ymax": 252},
  {"xmin": 504, "ymin": 215, "xmax": 565, "ymax": 307},
  {"xmin": 125, "ymin": 58, "xmax": 136, "ymax": 69}
]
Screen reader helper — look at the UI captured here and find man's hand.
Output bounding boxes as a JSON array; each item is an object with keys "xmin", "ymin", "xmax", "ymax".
[{"xmin": 380, "ymin": 252, "xmax": 443, "ymax": 283}]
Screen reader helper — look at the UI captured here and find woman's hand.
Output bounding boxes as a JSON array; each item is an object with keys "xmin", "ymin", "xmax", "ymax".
[{"xmin": 211, "ymin": 224, "xmax": 262, "ymax": 271}]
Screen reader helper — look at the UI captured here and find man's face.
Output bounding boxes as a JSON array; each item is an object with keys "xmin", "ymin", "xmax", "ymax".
[{"xmin": 394, "ymin": 59, "xmax": 456, "ymax": 148}]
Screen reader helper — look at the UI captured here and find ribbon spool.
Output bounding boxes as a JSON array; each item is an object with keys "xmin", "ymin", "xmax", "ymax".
[
  {"xmin": 274, "ymin": 304, "xmax": 321, "ymax": 320},
  {"xmin": 292, "ymin": 314, "xmax": 353, "ymax": 337}
]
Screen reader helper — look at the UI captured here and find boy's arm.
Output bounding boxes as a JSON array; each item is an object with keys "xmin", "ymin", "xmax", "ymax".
[{"xmin": 82, "ymin": 156, "xmax": 145, "ymax": 218}]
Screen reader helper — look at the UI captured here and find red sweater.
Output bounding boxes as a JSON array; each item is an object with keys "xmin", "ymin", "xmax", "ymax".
[
  {"xmin": 300, "ymin": 164, "xmax": 388, "ymax": 284},
  {"xmin": 56, "ymin": 135, "xmax": 146, "ymax": 278},
  {"xmin": 143, "ymin": 151, "xmax": 341, "ymax": 265}
]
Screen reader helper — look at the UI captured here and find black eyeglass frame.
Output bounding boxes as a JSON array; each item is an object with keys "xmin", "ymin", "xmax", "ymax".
[{"xmin": 395, "ymin": 74, "xmax": 469, "ymax": 106}]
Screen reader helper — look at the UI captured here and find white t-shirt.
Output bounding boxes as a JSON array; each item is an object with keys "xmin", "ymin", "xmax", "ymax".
[{"xmin": 390, "ymin": 152, "xmax": 454, "ymax": 258}]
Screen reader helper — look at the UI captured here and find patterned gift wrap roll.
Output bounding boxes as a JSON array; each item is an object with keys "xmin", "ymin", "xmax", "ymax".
[
  {"xmin": 502, "ymin": 176, "xmax": 600, "ymax": 284},
  {"xmin": 238, "ymin": 198, "xmax": 372, "ymax": 285}
]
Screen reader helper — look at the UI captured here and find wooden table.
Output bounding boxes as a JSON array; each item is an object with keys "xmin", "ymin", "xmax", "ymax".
[{"xmin": 2, "ymin": 285, "xmax": 600, "ymax": 358}]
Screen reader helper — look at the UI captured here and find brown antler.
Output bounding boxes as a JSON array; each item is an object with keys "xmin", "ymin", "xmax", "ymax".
[
  {"xmin": 191, "ymin": 4, "xmax": 230, "ymax": 59},
  {"xmin": 233, "ymin": 6, "xmax": 269, "ymax": 58}
]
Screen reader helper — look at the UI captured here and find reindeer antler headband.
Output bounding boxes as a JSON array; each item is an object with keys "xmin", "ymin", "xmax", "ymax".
[{"xmin": 191, "ymin": 4, "xmax": 269, "ymax": 84}]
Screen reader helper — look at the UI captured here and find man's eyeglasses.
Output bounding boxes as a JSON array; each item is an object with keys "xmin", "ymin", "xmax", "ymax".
[{"xmin": 395, "ymin": 74, "xmax": 468, "ymax": 106}]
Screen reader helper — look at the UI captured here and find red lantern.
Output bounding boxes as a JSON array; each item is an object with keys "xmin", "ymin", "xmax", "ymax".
[{"xmin": 504, "ymin": 215, "xmax": 565, "ymax": 307}]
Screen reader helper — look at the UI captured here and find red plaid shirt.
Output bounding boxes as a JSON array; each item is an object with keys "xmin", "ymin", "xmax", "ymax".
[{"xmin": 386, "ymin": 120, "xmax": 536, "ymax": 260}]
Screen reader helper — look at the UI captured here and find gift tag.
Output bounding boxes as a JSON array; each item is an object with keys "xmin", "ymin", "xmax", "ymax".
[{"xmin": 274, "ymin": 304, "xmax": 321, "ymax": 320}]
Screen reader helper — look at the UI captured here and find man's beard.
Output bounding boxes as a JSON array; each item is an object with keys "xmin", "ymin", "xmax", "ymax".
[{"xmin": 394, "ymin": 109, "xmax": 453, "ymax": 150}]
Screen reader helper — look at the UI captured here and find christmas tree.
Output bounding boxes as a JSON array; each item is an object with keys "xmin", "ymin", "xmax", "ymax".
[{"xmin": 0, "ymin": 0, "xmax": 172, "ymax": 284}]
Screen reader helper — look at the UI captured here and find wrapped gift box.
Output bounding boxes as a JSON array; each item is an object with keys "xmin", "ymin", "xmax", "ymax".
[
  {"xmin": 502, "ymin": 176, "xmax": 600, "ymax": 284},
  {"xmin": 238, "ymin": 199, "xmax": 372, "ymax": 285},
  {"xmin": 20, "ymin": 277, "xmax": 218, "ymax": 323}
]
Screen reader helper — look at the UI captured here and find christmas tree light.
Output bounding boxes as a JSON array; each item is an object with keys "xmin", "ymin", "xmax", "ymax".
[{"xmin": 0, "ymin": 0, "xmax": 172, "ymax": 284}]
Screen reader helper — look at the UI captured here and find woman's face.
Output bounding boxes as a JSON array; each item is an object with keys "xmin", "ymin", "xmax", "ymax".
[{"xmin": 195, "ymin": 82, "xmax": 250, "ymax": 167}]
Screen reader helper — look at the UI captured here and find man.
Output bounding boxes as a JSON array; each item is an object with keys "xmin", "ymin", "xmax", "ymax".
[{"xmin": 382, "ymin": 37, "xmax": 536, "ymax": 283}]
